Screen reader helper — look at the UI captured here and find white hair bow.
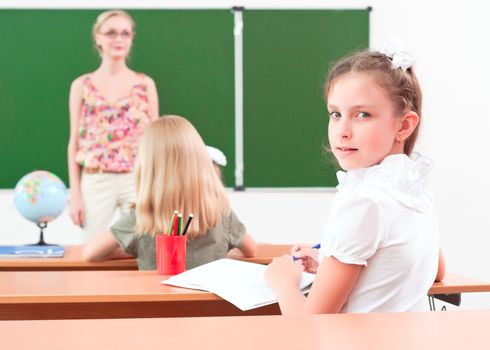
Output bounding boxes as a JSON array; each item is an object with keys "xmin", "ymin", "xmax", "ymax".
[
  {"xmin": 206, "ymin": 145, "xmax": 227, "ymax": 166},
  {"xmin": 380, "ymin": 36, "xmax": 415, "ymax": 71}
]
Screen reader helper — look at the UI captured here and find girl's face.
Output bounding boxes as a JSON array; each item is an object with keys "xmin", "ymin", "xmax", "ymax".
[
  {"xmin": 327, "ymin": 72, "xmax": 404, "ymax": 171},
  {"xmin": 95, "ymin": 15, "xmax": 133, "ymax": 59}
]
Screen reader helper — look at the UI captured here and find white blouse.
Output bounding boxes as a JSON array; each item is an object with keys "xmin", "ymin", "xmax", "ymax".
[{"xmin": 319, "ymin": 153, "xmax": 440, "ymax": 313}]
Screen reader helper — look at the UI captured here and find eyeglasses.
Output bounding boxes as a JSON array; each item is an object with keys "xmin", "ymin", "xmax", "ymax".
[{"xmin": 100, "ymin": 30, "xmax": 133, "ymax": 40}]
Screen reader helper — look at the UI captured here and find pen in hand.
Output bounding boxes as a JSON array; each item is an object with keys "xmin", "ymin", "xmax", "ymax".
[{"xmin": 292, "ymin": 243, "xmax": 321, "ymax": 261}]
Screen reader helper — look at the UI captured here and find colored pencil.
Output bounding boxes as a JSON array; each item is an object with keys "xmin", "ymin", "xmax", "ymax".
[
  {"xmin": 167, "ymin": 210, "xmax": 178, "ymax": 235},
  {"xmin": 173, "ymin": 213, "xmax": 179, "ymax": 236},
  {"xmin": 182, "ymin": 214, "xmax": 194, "ymax": 236},
  {"xmin": 178, "ymin": 214, "xmax": 183, "ymax": 235}
]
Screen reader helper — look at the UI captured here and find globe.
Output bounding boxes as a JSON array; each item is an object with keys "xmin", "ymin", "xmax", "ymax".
[{"xmin": 14, "ymin": 170, "xmax": 68, "ymax": 224}]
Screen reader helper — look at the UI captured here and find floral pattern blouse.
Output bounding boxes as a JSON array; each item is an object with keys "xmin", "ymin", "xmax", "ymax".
[{"xmin": 75, "ymin": 74, "xmax": 151, "ymax": 172}]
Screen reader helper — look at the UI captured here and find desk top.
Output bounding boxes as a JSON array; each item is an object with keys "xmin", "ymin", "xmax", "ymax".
[
  {"xmin": 0, "ymin": 269, "xmax": 281, "ymax": 319},
  {"xmin": 429, "ymin": 272, "xmax": 490, "ymax": 294},
  {"xmin": 0, "ymin": 270, "xmax": 487, "ymax": 305},
  {"xmin": 2, "ymin": 310, "xmax": 490, "ymax": 350},
  {"xmin": 0, "ymin": 245, "xmax": 138, "ymax": 271},
  {"xmin": 0, "ymin": 244, "xmax": 291, "ymax": 271},
  {"xmin": 1, "ymin": 269, "xmax": 488, "ymax": 304},
  {"xmin": 0, "ymin": 270, "xmax": 214, "ymax": 304},
  {"xmin": 0, "ymin": 270, "xmax": 488, "ymax": 320}
]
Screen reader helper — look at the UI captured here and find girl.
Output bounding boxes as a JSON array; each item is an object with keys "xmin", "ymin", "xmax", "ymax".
[
  {"xmin": 83, "ymin": 116, "xmax": 257, "ymax": 269},
  {"xmin": 265, "ymin": 49, "xmax": 445, "ymax": 314},
  {"xmin": 67, "ymin": 10, "xmax": 159, "ymax": 243}
]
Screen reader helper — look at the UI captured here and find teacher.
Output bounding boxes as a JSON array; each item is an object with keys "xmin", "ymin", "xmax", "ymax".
[{"xmin": 67, "ymin": 10, "xmax": 159, "ymax": 243}]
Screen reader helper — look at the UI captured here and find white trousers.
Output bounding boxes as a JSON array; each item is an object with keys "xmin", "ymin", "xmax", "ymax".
[{"xmin": 80, "ymin": 172, "xmax": 136, "ymax": 243}]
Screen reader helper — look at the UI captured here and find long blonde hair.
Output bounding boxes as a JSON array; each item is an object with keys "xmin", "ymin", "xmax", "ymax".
[{"xmin": 134, "ymin": 116, "xmax": 230, "ymax": 239}]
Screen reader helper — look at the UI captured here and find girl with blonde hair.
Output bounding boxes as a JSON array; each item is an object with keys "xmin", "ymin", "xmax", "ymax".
[
  {"xmin": 68, "ymin": 10, "xmax": 159, "ymax": 243},
  {"xmin": 83, "ymin": 116, "xmax": 257, "ymax": 269}
]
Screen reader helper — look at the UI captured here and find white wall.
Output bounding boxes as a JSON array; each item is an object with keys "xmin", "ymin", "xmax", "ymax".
[
  {"xmin": 1, "ymin": 0, "xmax": 490, "ymax": 310},
  {"xmin": 0, "ymin": 189, "xmax": 335, "ymax": 246}
]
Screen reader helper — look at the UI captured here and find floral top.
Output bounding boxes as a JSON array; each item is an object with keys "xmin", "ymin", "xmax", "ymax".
[{"xmin": 75, "ymin": 74, "xmax": 151, "ymax": 172}]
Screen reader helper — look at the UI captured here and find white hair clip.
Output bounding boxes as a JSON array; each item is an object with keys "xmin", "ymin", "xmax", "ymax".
[
  {"xmin": 380, "ymin": 36, "xmax": 415, "ymax": 72},
  {"xmin": 206, "ymin": 145, "xmax": 227, "ymax": 166}
]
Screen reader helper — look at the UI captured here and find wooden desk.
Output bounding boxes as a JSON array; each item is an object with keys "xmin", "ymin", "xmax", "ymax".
[
  {"xmin": 0, "ymin": 270, "xmax": 280, "ymax": 320},
  {"xmin": 428, "ymin": 273, "xmax": 490, "ymax": 308},
  {"xmin": 0, "ymin": 269, "xmax": 487, "ymax": 321},
  {"xmin": 0, "ymin": 244, "xmax": 291, "ymax": 271},
  {"xmin": 227, "ymin": 243, "xmax": 291, "ymax": 264},
  {"xmin": 0, "ymin": 245, "xmax": 137, "ymax": 271},
  {"xmin": 2, "ymin": 310, "xmax": 489, "ymax": 350},
  {"xmin": 429, "ymin": 273, "xmax": 490, "ymax": 294}
]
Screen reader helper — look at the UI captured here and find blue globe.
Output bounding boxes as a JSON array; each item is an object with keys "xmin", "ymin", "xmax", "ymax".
[{"xmin": 14, "ymin": 170, "xmax": 68, "ymax": 223}]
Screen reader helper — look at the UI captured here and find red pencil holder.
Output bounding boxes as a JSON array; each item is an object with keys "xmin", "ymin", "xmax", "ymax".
[{"xmin": 156, "ymin": 234, "xmax": 186, "ymax": 275}]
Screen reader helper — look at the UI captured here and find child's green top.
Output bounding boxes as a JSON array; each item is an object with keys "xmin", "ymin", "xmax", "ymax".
[{"xmin": 110, "ymin": 208, "xmax": 247, "ymax": 270}]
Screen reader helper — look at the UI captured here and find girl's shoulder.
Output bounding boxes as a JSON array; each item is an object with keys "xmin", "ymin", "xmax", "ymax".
[
  {"xmin": 337, "ymin": 154, "xmax": 434, "ymax": 213},
  {"xmin": 334, "ymin": 186, "xmax": 383, "ymax": 215},
  {"xmin": 221, "ymin": 209, "xmax": 246, "ymax": 234}
]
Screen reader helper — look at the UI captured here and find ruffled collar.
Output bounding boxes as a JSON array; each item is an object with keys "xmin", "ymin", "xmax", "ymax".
[{"xmin": 336, "ymin": 153, "xmax": 434, "ymax": 212}]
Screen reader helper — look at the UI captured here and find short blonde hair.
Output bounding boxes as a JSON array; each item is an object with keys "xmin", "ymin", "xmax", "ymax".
[
  {"xmin": 134, "ymin": 116, "xmax": 230, "ymax": 239},
  {"xmin": 92, "ymin": 10, "xmax": 135, "ymax": 55}
]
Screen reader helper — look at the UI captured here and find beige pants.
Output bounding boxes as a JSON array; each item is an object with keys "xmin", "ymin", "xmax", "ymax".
[{"xmin": 80, "ymin": 172, "xmax": 136, "ymax": 243}]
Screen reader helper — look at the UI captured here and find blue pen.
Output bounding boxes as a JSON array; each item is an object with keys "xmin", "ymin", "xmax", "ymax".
[{"xmin": 292, "ymin": 243, "xmax": 321, "ymax": 261}]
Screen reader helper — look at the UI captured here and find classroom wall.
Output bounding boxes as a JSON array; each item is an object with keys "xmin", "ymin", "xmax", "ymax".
[{"xmin": 1, "ymin": 0, "xmax": 490, "ymax": 310}]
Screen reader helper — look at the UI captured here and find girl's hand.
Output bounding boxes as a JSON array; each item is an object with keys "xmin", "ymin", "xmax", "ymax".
[
  {"xmin": 265, "ymin": 255, "xmax": 304, "ymax": 292},
  {"xmin": 291, "ymin": 245, "xmax": 320, "ymax": 274},
  {"xmin": 290, "ymin": 243, "xmax": 310, "ymax": 255},
  {"xmin": 69, "ymin": 194, "xmax": 85, "ymax": 227}
]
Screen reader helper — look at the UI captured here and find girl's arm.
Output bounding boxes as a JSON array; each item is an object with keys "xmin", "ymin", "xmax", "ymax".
[
  {"xmin": 236, "ymin": 234, "xmax": 258, "ymax": 257},
  {"xmin": 265, "ymin": 255, "xmax": 362, "ymax": 315},
  {"xmin": 146, "ymin": 76, "xmax": 159, "ymax": 121},
  {"xmin": 82, "ymin": 229, "xmax": 132, "ymax": 262},
  {"xmin": 67, "ymin": 77, "xmax": 85, "ymax": 227},
  {"xmin": 435, "ymin": 248, "xmax": 445, "ymax": 282}
]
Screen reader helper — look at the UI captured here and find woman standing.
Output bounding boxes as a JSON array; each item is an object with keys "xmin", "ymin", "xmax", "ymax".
[{"xmin": 67, "ymin": 10, "xmax": 159, "ymax": 242}]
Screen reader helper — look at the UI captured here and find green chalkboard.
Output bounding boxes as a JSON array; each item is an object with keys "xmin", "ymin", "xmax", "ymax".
[
  {"xmin": 243, "ymin": 10, "xmax": 369, "ymax": 187},
  {"xmin": 0, "ymin": 9, "xmax": 234, "ymax": 188},
  {"xmin": 0, "ymin": 9, "xmax": 368, "ymax": 188},
  {"xmin": 131, "ymin": 10, "xmax": 235, "ymax": 186}
]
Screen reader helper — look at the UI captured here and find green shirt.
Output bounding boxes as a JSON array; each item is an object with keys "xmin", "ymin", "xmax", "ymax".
[{"xmin": 111, "ymin": 209, "xmax": 247, "ymax": 270}]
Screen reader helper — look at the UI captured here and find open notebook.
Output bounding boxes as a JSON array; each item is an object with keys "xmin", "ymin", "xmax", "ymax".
[
  {"xmin": 161, "ymin": 258, "xmax": 315, "ymax": 311},
  {"xmin": 0, "ymin": 245, "xmax": 64, "ymax": 258}
]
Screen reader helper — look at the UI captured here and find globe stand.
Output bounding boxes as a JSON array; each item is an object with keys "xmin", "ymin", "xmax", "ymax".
[{"xmin": 29, "ymin": 222, "xmax": 56, "ymax": 246}]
